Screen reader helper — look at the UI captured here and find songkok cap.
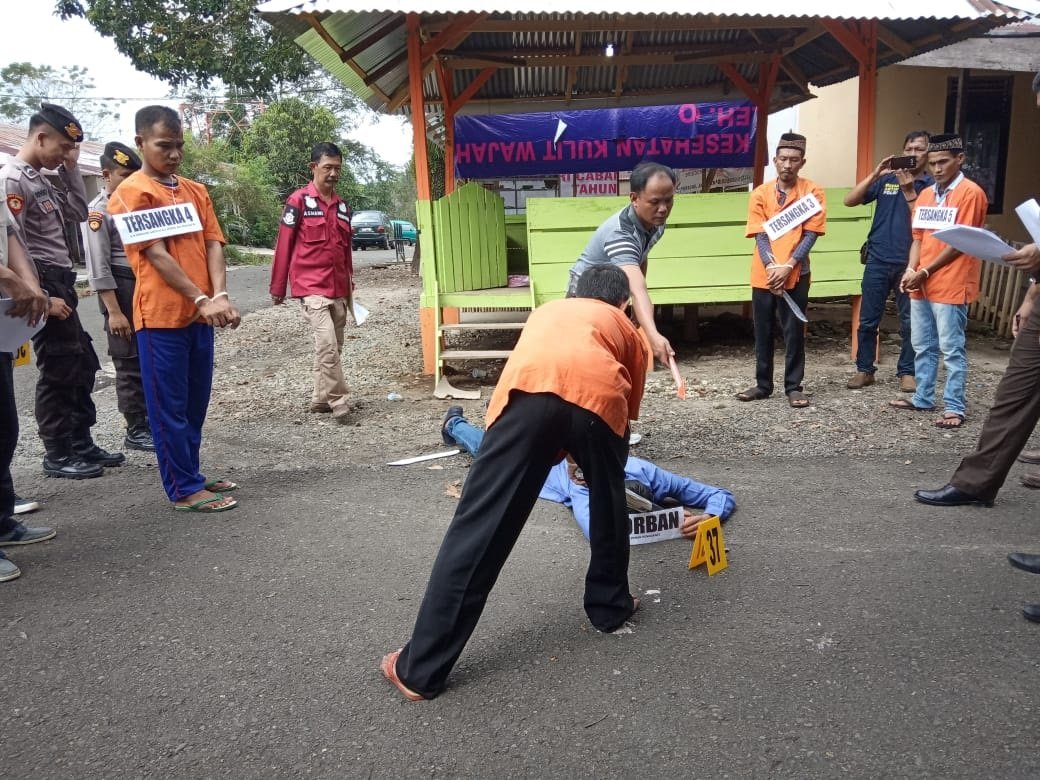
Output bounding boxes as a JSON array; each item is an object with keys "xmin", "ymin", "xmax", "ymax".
[
  {"xmin": 777, "ymin": 132, "xmax": 806, "ymax": 154},
  {"xmin": 927, "ymin": 133, "xmax": 964, "ymax": 153},
  {"xmin": 37, "ymin": 102, "xmax": 84, "ymax": 143},
  {"xmin": 103, "ymin": 141, "xmax": 141, "ymax": 171}
]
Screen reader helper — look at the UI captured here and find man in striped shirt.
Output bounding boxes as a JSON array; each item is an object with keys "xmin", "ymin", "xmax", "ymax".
[{"xmin": 568, "ymin": 162, "xmax": 677, "ymax": 366}]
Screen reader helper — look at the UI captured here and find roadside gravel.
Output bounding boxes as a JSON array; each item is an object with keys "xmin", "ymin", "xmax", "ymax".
[{"xmin": 12, "ymin": 263, "xmax": 1036, "ymax": 475}]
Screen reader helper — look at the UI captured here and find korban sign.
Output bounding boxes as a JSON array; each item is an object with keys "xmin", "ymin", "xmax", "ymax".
[{"xmin": 454, "ymin": 102, "xmax": 757, "ymax": 178}]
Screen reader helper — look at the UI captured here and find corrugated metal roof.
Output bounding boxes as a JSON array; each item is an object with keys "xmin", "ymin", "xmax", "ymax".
[
  {"xmin": 258, "ymin": 0, "xmax": 1040, "ymax": 19},
  {"xmin": 258, "ymin": 2, "xmax": 1040, "ymax": 117}
]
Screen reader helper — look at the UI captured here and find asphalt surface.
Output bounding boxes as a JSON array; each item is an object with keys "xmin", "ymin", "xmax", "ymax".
[{"xmin": 4, "ymin": 246, "xmax": 1040, "ymax": 777}]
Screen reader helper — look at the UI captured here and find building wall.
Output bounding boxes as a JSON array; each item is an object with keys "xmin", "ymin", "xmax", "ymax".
[{"xmin": 797, "ymin": 66, "xmax": 1040, "ymax": 241}]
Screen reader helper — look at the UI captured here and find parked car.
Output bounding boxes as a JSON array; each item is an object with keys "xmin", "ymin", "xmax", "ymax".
[
  {"xmin": 351, "ymin": 210, "xmax": 393, "ymax": 250},
  {"xmin": 391, "ymin": 219, "xmax": 417, "ymax": 246}
]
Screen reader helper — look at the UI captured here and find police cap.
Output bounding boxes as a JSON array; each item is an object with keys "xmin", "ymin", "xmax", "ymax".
[
  {"xmin": 38, "ymin": 102, "xmax": 84, "ymax": 143},
  {"xmin": 103, "ymin": 141, "xmax": 141, "ymax": 171}
]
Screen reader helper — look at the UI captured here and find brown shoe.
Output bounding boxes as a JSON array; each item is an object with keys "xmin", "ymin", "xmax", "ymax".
[
  {"xmin": 847, "ymin": 372, "xmax": 875, "ymax": 389},
  {"xmin": 1017, "ymin": 448, "xmax": 1040, "ymax": 465},
  {"xmin": 309, "ymin": 402, "xmax": 332, "ymax": 413},
  {"xmin": 898, "ymin": 375, "xmax": 917, "ymax": 393},
  {"xmin": 1021, "ymin": 467, "xmax": 1040, "ymax": 489}
]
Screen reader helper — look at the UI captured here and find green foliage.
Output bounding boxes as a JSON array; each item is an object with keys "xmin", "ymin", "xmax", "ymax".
[
  {"xmin": 55, "ymin": 0, "xmax": 309, "ymax": 96},
  {"xmin": 0, "ymin": 61, "xmax": 122, "ymax": 138},
  {"xmin": 179, "ymin": 135, "xmax": 282, "ymax": 248},
  {"xmin": 240, "ymin": 98, "xmax": 341, "ymax": 200}
]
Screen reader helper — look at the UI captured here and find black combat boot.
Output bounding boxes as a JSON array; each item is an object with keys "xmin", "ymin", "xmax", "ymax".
[
  {"xmin": 71, "ymin": 438, "xmax": 126, "ymax": 467},
  {"xmin": 123, "ymin": 415, "xmax": 156, "ymax": 452},
  {"xmin": 42, "ymin": 441, "xmax": 104, "ymax": 479}
]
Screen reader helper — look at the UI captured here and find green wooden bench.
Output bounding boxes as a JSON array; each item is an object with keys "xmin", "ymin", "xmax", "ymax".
[
  {"xmin": 419, "ymin": 186, "xmax": 873, "ymax": 396},
  {"xmin": 525, "ymin": 188, "xmax": 873, "ymax": 307}
]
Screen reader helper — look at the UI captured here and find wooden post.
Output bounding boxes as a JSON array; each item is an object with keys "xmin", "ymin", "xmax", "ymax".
[
  {"xmin": 409, "ymin": 13, "xmax": 438, "ymax": 374},
  {"xmin": 855, "ymin": 20, "xmax": 878, "ymax": 181},
  {"xmin": 753, "ymin": 58, "xmax": 778, "ymax": 187}
]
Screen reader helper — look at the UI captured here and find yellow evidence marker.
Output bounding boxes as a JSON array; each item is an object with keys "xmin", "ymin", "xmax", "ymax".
[
  {"xmin": 688, "ymin": 515, "xmax": 727, "ymax": 575},
  {"xmin": 14, "ymin": 341, "xmax": 30, "ymax": 367}
]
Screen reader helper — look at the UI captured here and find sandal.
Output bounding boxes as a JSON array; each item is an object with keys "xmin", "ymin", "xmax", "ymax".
[
  {"xmin": 205, "ymin": 478, "xmax": 238, "ymax": 492},
  {"xmin": 787, "ymin": 391, "xmax": 810, "ymax": 408},
  {"xmin": 888, "ymin": 399, "xmax": 935, "ymax": 412},
  {"xmin": 935, "ymin": 412, "xmax": 965, "ymax": 429},
  {"xmin": 380, "ymin": 649, "xmax": 425, "ymax": 701},
  {"xmin": 173, "ymin": 494, "xmax": 238, "ymax": 513},
  {"xmin": 736, "ymin": 386, "xmax": 769, "ymax": 402}
]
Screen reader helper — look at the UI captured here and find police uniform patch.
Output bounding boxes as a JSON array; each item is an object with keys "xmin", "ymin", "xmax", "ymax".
[
  {"xmin": 282, "ymin": 204, "xmax": 299, "ymax": 226},
  {"xmin": 88, "ymin": 210, "xmax": 104, "ymax": 232},
  {"xmin": 39, "ymin": 198, "xmax": 55, "ymax": 214},
  {"xmin": 6, "ymin": 193, "xmax": 24, "ymax": 215},
  {"xmin": 304, "ymin": 196, "xmax": 318, "ymax": 209}
]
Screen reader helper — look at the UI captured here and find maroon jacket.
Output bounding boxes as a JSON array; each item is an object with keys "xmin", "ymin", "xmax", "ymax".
[{"xmin": 270, "ymin": 182, "xmax": 353, "ymax": 299}]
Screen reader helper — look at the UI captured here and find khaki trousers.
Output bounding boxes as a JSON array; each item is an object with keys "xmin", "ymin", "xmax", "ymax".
[{"xmin": 300, "ymin": 295, "xmax": 351, "ymax": 410}]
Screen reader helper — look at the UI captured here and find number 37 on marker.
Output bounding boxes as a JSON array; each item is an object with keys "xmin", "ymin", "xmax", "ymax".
[{"xmin": 688, "ymin": 516, "xmax": 728, "ymax": 575}]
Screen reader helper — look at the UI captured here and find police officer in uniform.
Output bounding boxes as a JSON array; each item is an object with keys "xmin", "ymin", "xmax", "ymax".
[
  {"xmin": 0, "ymin": 103, "xmax": 124, "ymax": 478},
  {"xmin": 83, "ymin": 142, "xmax": 154, "ymax": 452}
]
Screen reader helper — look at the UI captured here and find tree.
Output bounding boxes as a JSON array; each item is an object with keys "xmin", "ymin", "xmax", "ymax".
[
  {"xmin": 239, "ymin": 97, "xmax": 344, "ymax": 200},
  {"xmin": 0, "ymin": 61, "xmax": 122, "ymax": 138},
  {"xmin": 55, "ymin": 0, "xmax": 309, "ymax": 96}
]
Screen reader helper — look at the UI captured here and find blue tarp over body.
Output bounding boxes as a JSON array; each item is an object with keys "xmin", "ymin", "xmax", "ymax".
[{"xmin": 453, "ymin": 101, "xmax": 758, "ymax": 178}]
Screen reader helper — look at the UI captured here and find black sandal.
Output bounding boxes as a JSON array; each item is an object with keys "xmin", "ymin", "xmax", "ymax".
[{"xmin": 736, "ymin": 386, "xmax": 769, "ymax": 402}]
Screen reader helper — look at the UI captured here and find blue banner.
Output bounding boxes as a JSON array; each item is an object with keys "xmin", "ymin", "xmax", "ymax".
[{"xmin": 453, "ymin": 101, "xmax": 757, "ymax": 178}]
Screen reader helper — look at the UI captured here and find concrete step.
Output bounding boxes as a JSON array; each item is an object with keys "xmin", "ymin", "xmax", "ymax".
[
  {"xmin": 439, "ymin": 323, "xmax": 525, "ymax": 332},
  {"xmin": 440, "ymin": 349, "xmax": 514, "ymax": 360}
]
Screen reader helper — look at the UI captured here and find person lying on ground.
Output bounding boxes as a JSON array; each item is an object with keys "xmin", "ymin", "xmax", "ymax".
[{"xmin": 441, "ymin": 409, "xmax": 735, "ymax": 540}]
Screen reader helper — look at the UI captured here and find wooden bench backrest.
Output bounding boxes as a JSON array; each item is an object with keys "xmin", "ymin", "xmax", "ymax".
[
  {"xmin": 429, "ymin": 182, "xmax": 508, "ymax": 294},
  {"xmin": 525, "ymin": 188, "xmax": 873, "ymax": 305}
]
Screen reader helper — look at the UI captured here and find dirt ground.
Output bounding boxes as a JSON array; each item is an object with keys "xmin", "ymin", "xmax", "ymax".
[{"xmin": 10, "ymin": 262, "xmax": 1035, "ymax": 488}]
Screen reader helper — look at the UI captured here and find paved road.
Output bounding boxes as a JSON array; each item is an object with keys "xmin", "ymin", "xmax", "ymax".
[{"xmin": 2, "ymin": 453, "xmax": 1039, "ymax": 777}]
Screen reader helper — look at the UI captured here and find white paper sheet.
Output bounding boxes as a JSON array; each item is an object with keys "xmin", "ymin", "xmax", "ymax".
[
  {"xmin": 1015, "ymin": 199, "xmax": 1040, "ymax": 246},
  {"xmin": 931, "ymin": 225, "xmax": 1015, "ymax": 264},
  {"xmin": 0, "ymin": 299, "xmax": 45, "ymax": 353}
]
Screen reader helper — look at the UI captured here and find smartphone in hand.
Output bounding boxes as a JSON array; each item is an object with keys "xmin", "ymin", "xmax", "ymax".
[{"xmin": 889, "ymin": 155, "xmax": 918, "ymax": 170}]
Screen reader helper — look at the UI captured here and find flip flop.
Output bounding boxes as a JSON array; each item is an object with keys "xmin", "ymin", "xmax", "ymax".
[
  {"xmin": 935, "ymin": 412, "xmax": 965, "ymax": 429},
  {"xmin": 736, "ymin": 386, "xmax": 769, "ymax": 402},
  {"xmin": 889, "ymin": 399, "xmax": 936, "ymax": 412},
  {"xmin": 380, "ymin": 649, "xmax": 425, "ymax": 701},
  {"xmin": 787, "ymin": 391, "xmax": 810, "ymax": 408},
  {"xmin": 173, "ymin": 494, "xmax": 238, "ymax": 513},
  {"xmin": 205, "ymin": 478, "xmax": 238, "ymax": 492}
]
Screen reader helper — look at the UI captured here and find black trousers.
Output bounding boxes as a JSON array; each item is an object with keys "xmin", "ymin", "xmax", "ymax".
[
  {"xmin": 33, "ymin": 268, "xmax": 100, "ymax": 451},
  {"xmin": 951, "ymin": 296, "xmax": 1040, "ymax": 500},
  {"xmin": 396, "ymin": 391, "xmax": 633, "ymax": 698},
  {"xmin": 101, "ymin": 269, "xmax": 147, "ymax": 424},
  {"xmin": 1, "ymin": 353, "xmax": 17, "ymax": 531},
  {"xmin": 752, "ymin": 274, "xmax": 810, "ymax": 396}
]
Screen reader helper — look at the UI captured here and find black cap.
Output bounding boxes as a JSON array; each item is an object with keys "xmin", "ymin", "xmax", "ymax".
[
  {"xmin": 103, "ymin": 141, "xmax": 141, "ymax": 171},
  {"xmin": 927, "ymin": 133, "xmax": 964, "ymax": 153},
  {"xmin": 777, "ymin": 132, "xmax": 807, "ymax": 154},
  {"xmin": 38, "ymin": 102, "xmax": 84, "ymax": 142}
]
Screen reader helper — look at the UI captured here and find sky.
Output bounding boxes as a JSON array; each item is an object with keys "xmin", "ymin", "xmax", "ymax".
[{"xmin": 2, "ymin": 4, "xmax": 415, "ymax": 167}]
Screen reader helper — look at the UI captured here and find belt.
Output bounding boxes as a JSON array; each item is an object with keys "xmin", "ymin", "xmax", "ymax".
[{"xmin": 37, "ymin": 265, "xmax": 76, "ymax": 285}]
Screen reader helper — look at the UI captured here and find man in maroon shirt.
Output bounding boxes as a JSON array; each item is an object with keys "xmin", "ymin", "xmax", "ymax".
[{"xmin": 270, "ymin": 143, "xmax": 355, "ymax": 422}]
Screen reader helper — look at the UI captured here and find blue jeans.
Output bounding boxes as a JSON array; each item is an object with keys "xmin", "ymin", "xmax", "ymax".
[
  {"xmin": 910, "ymin": 299, "xmax": 969, "ymax": 416},
  {"xmin": 856, "ymin": 261, "xmax": 914, "ymax": 376},
  {"xmin": 445, "ymin": 416, "xmax": 484, "ymax": 456}
]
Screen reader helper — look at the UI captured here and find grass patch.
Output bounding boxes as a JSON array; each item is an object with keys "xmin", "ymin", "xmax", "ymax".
[{"xmin": 225, "ymin": 245, "xmax": 273, "ymax": 266}]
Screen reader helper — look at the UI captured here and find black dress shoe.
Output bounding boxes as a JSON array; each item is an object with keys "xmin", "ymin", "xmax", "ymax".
[
  {"xmin": 1023, "ymin": 604, "xmax": 1040, "ymax": 624},
  {"xmin": 123, "ymin": 427, "xmax": 156, "ymax": 452},
  {"xmin": 72, "ymin": 443, "xmax": 126, "ymax": 467},
  {"xmin": 1008, "ymin": 552, "xmax": 1040, "ymax": 574},
  {"xmin": 441, "ymin": 405, "xmax": 464, "ymax": 446},
  {"xmin": 913, "ymin": 484, "xmax": 994, "ymax": 507},
  {"xmin": 42, "ymin": 456, "xmax": 104, "ymax": 479}
]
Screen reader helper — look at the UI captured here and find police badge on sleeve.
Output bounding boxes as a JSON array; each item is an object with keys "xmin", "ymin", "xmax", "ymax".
[{"xmin": 282, "ymin": 204, "xmax": 299, "ymax": 226}]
